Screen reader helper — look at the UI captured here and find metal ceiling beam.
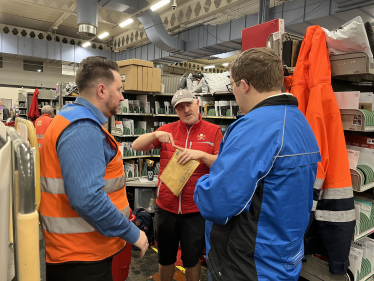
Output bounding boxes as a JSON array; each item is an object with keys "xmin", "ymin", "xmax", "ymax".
[{"xmin": 47, "ymin": 2, "xmax": 76, "ymax": 33}]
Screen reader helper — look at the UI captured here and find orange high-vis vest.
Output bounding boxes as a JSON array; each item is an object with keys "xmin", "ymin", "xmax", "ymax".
[
  {"xmin": 35, "ymin": 114, "xmax": 53, "ymax": 152},
  {"xmin": 39, "ymin": 104, "xmax": 129, "ymax": 263}
]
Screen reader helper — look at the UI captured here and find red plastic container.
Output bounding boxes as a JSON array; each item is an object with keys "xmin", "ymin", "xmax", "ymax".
[{"xmin": 112, "ymin": 210, "xmax": 136, "ymax": 281}]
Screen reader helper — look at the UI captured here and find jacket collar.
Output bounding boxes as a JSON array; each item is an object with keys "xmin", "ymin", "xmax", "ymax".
[
  {"xmin": 250, "ymin": 93, "xmax": 298, "ymax": 113},
  {"xmin": 178, "ymin": 113, "xmax": 203, "ymax": 130},
  {"xmin": 74, "ymin": 97, "xmax": 107, "ymax": 124}
]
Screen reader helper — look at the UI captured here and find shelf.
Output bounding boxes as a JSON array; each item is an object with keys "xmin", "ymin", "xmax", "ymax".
[
  {"xmin": 113, "ymin": 134, "xmax": 144, "ymax": 137},
  {"xmin": 114, "ymin": 113, "xmax": 238, "ymax": 120},
  {"xmin": 362, "ymin": 272, "xmax": 374, "ymax": 281},
  {"xmin": 330, "ymin": 52, "xmax": 374, "ymax": 82},
  {"xmin": 354, "ymin": 226, "xmax": 374, "ymax": 241},
  {"xmin": 194, "ymin": 91, "xmax": 232, "ymax": 96},
  {"xmin": 18, "ymin": 107, "xmax": 26, "ymax": 109},
  {"xmin": 351, "ymin": 170, "xmax": 374, "ymax": 192},
  {"xmin": 38, "ymin": 97, "xmax": 57, "ymax": 100},
  {"xmin": 154, "ymin": 114, "xmax": 178, "ymax": 117},
  {"xmin": 202, "ymin": 116, "xmax": 236, "ymax": 119},
  {"xmin": 341, "ymin": 109, "xmax": 374, "ymax": 132},
  {"xmin": 62, "ymin": 96, "xmax": 77, "ymax": 99},
  {"xmin": 116, "ymin": 113, "xmax": 153, "ymax": 116},
  {"xmin": 126, "ymin": 178, "xmax": 158, "ymax": 187},
  {"xmin": 123, "ymin": 90, "xmax": 160, "ymax": 95},
  {"xmin": 123, "ymin": 155, "xmax": 159, "ymax": 159}
]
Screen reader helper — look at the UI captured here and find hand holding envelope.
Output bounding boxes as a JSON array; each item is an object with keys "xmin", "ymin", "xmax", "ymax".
[{"xmin": 160, "ymin": 148, "xmax": 200, "ymax": 197}]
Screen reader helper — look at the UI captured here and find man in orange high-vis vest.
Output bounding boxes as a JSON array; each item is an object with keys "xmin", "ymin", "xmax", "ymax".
[
  {"xmin": 39, "ymin": 56, "xmax": 148, "ymax": 281},
  {"xmin": 35, "ymin": 105, "xmax": 53, "ymax": 152}
]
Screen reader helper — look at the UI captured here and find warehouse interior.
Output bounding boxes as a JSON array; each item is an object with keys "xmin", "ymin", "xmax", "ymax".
[{"xmin": 2, "ymin": 0, "xmax": 374, "ymax": 280}]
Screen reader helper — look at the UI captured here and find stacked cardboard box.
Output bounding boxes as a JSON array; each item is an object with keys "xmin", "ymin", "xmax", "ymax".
[{"xmin": 117, "ymin": 59, "xmax": 162, "ymax": 92}]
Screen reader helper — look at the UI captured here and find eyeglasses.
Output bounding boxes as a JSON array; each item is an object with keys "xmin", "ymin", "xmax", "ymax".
[{"xmin": 226, "ymin": 78, "xmax": 249, "ymax": 93}]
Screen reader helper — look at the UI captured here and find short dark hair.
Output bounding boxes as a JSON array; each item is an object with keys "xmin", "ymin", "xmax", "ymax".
[
  {"xmin": 76, "ymin": 56, "xmax": 120, "ymax": 94},
  {"xmin": 229, "ymin": 47, "xmax": 283, "ymax": 93}
]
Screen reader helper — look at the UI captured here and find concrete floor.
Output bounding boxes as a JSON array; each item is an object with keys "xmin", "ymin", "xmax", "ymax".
[{"xmin": 127, "ymin": 247, "xmax": 208, "ymax": 281}]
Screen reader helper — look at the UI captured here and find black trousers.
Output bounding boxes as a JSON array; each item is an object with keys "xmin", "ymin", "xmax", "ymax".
[{"xmin": 46, "ymin": 258, "xmax": 113, "ymax": 281}]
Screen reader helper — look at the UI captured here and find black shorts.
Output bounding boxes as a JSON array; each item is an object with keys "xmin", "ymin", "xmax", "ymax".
[
  {"xmin": 154, "ymin": 204, "xmax": 205, "ymax": 268},
  {"xmin": 46, "ymin": 258, "xmax": 113, "ymax": 281}
]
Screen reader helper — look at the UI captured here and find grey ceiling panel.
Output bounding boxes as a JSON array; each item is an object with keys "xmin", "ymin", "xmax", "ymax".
[
  {"xmin": 2, "ymin": 34, "xmax": 17, "ymax": 55},
  {"xmin": 33, "ymin": 39, "xmax": 48, "ymax": 59},
  {"xmin": 245, "ymin": 13, "xmax": 258, "ymax": 28},
  {"xmin": 217, "ymin": 22, "xmax": 230, "ymax": 42},
  {"xmin": 230, "ymin": 16, "xmax": 246, "ymax": 42},
  {"xmin": 100, "ymin": 50, "xmax": 112, "ymax": 60},
  {"xmin": 141, "ymin": 45, "xmax": 148, "ymax": 61},
  {"xmin": 207, "ymin": 25, "xmax": 217, "ymax": 46},
  {"xmin": 74, "ymin": 46, "xmax": 87, "ymax": 63},
  {"xmin": 61, "ymin": 44, "xmax": 74, "ymax": 62},
  {"xmin": 17, "ymin": 36, "xmax": 33, "ymax": 57},
  {"xmin": 135, "ymin": 47, "xmax": 141, "ymax": 59},
  {"xmin": 147, "ymin": 44, "xmax": 155, "ymax": 61}
]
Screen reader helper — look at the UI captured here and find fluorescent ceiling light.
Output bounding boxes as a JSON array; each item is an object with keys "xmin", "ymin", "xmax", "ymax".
[
  {"xmin": 222, "ymin": 63, "xmax": 229, "ymax": 66},
  {"xmin": 150, "ymin": 0, "xmax": 170, "ymax": 11},
  {"xmin": 37, "ymin": 69, "xmax": 41, "ymax": 72},
  {"xmin": 203, "ymin": 65, "xmax": 215, "ymax": 69},
  {"xmin": 119, "ymin": 18, "xmax": 133, "ymax": 28},
  {"xmin": 98, "ymin": 32, "xmax": 109, "ymax": 39},
  {"xmin": 82, "ymin": 42, "xmax": 91, "ymax": 48}
]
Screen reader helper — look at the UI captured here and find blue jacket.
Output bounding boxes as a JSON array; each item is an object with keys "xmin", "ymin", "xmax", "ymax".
[{"xmin": 194, "ymin": 94, "xmax": 321, "ymax": 281}]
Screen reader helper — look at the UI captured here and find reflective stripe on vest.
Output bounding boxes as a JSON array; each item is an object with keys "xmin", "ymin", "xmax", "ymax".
[
  {"xmin": 40, "ymin": 206, "xmax": 129, "ymax": 234},
  {"xmin": 41, "ymin": 175, "xmax": 126, "ymax": 194},
  {"xmin": 39, "ymin": 104, "xmax": 129, "ymax": 263}
]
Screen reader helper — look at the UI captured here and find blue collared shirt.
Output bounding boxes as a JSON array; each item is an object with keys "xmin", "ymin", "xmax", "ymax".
[{"xmin": 57, "ymin": 97, "xmax": 140, "ymax": 244}]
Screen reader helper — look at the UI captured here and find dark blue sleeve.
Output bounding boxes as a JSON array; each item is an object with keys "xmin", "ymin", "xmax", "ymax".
[
  {"xmin": 194, "ymin": 120, "xmax": 281, "ymax": 225},
  {"xmin": 57, "ymin": 119, "xmax": 140, "ymax": 244}
]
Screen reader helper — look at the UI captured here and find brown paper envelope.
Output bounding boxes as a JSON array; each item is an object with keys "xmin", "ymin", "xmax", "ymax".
[{"xmin": 160, "ymin": 150, "xmax": 200, "ymax": 197}]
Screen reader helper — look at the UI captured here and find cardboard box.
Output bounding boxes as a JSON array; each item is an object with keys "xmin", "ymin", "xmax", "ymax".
[
  {"xmin": 152, "ymin": 68, "xmax": 161, "ymax": 92},
  {"xmin": 117, "ymin": 59, "xmax": 153, "ymax": 68},
  {"xmin": 137, "ymin": 66, "xmax": 143, "ymax": 91},
  {"xmin": 147, "ymin": 68, "xmax": 153, "ymax": 92},
  {"xmin": 143, "ymin": 67, "xmax": 148, "ymax": 92},
  {"xmin": 119, "ymin": 65, "xmax": 137, "ymax": 91}
]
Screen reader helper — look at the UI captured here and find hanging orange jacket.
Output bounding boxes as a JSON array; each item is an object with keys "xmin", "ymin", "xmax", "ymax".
[
  {"xmin": 28, "ymin": 88, "xmax": 40, "ymax": 121},
  {"xmin": 289, "ymin": 25, "xmax": 355, "ymax": 275},
  {"xmin": 35, "ymin": 114, "xmax": 53, "ymax": 153},
  {"xmin": 39, "ymin": 106, "xmax": 129, "ymax": 264}
]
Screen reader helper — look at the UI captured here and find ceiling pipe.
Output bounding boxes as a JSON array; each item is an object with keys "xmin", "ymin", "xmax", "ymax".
[
  {"xmin": 136, "ymin": 9, "xmax": 185, "ymax": 53},
  {"xmin": 77, "ymin": 0, "xmax": 98, "ymax": 36}
]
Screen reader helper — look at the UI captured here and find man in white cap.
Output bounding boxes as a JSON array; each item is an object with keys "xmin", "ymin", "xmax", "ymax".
[{"xmin": 132, "ymin": 89, "xmax": 223, "ymax": 281}]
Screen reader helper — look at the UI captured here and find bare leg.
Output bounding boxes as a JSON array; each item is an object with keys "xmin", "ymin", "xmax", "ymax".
[
  {"xmin": 159, "ymin": 264, "xmax": 175, "ymax": 281},
  {"xmin": 185, "ymin": 261, "xmax": 201, "ymax": 281}
]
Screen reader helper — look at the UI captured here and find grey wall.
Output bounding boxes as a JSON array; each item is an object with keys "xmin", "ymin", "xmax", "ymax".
[{"xmin": 0, "ymin": 57, "xmax": 74, "ymax": 89}]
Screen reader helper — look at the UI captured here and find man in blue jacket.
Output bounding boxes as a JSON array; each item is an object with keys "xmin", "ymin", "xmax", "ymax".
[{"xmin": 194, "ymin": 47, "xmax": 321, "ymax": 281}]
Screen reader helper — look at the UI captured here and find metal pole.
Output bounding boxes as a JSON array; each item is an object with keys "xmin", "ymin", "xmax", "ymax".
[{"xmin": 258, "ymin": 0, "xmax": 270, "ymax": 24}]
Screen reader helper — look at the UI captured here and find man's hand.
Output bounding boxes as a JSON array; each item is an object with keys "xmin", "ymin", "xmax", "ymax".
[
  {"xmin": 155, "ymin": 131, "xmax": 175, "ymax": 146},
  {"xmin": 133, "ymin": 230, "xmax": 149, "ymax": 258},
  {"xmin": 173, "ymin": 145, "xmax": 203, "ymax": 165}
]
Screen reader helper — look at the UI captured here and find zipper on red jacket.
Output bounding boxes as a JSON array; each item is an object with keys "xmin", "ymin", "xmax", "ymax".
[
  {"xmin": 179, "ymin": 124, "xmax": 194, "ymax": 214},
  {"xmin": 157, "ymin": 179, "xmax": 162, "ymax": 198}
]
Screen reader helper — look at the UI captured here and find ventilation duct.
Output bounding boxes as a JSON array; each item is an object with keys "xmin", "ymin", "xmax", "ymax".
[
  {"xmin": 136, "ymin": 9, "xmax": 184, "ymax": 53},
  {"xmin": 77, "ymin": 0, "xmax": 98, "ymax": 36}
]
